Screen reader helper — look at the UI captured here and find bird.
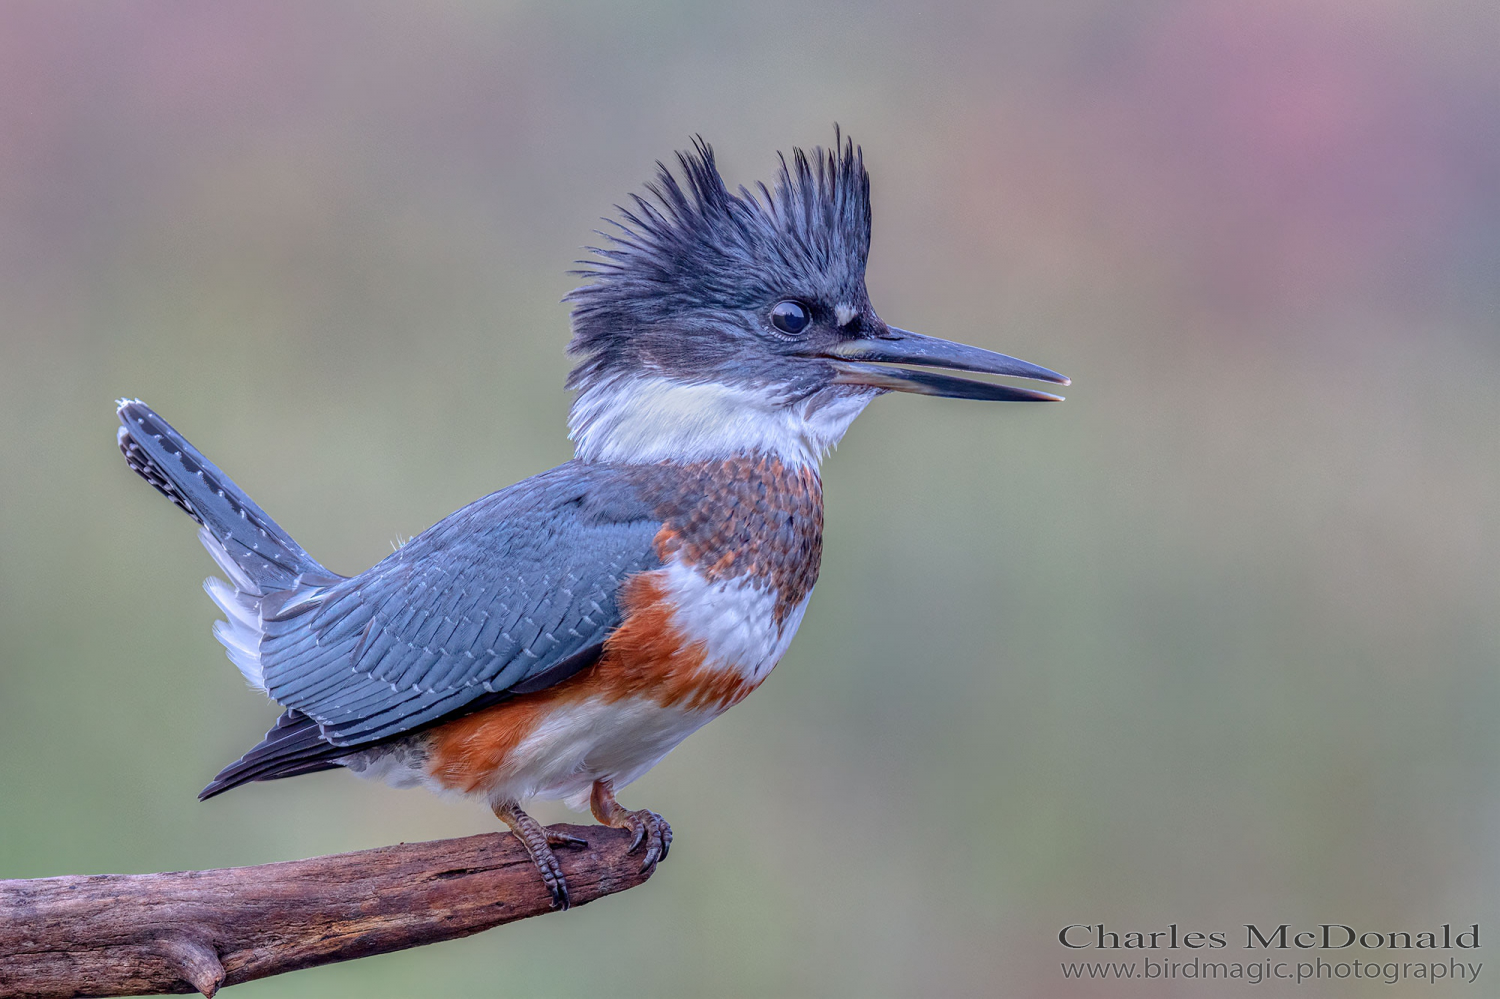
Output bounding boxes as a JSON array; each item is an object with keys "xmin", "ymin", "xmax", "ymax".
[{"xmin": 115, "ymin": 132, "xmax": 1067, "ymax": 909}]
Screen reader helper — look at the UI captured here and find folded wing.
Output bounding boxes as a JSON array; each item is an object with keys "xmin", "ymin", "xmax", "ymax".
[{"xmin": 203, "ymin": 462, "xmax": 664, "ymax": 796}]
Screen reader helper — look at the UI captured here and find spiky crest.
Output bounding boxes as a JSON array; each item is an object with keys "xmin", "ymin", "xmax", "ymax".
[{"xmin": 564, "ymin": 130, "xmax": 871, "ymax": 391}]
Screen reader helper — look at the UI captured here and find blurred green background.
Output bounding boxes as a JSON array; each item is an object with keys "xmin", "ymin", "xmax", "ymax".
[{"xmin": 2, "ymin": 2, "xmax": 1497, "ymax": 996}]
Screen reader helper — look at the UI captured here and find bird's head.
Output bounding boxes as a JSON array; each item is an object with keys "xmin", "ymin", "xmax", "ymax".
[{"xmin": 565, "ymin": 133, "xmax": 1067, "ymax": 468}]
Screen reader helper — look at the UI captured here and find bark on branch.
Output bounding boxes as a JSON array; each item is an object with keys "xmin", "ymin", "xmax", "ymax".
[{"xmin": 0, "ymin": 824, "xmax": 654, "ymax": 998}]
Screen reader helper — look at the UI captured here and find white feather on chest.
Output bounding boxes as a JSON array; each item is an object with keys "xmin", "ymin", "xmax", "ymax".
[{"xmin": 658, "ymin": 557, "xmax": 811, "ymax": 686}]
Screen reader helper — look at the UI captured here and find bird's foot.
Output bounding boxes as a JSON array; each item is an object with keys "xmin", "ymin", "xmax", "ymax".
[
  {"xmin": 493, "ymin": 802, "xmax": 583, "ymax": 910},
  {"xmin": 590, "ymin": 779, "xmax": 672, "ymax": 873}
]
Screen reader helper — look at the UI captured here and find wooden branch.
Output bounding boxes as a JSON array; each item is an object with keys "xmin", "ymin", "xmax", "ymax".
[{"xmin": 0, "ymin": 824, "xmax": 654, "ymax": 999}]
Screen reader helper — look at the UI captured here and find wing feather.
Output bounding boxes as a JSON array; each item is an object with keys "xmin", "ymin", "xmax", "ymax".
[{"xmin": 257, "ymin": 461, "xmax": 663, "ymax": 746}]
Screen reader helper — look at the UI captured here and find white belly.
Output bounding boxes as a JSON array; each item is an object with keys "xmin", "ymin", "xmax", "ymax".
[{"xmin": 496, "ymin": 695, "xmax": 719, "ymax": 808}]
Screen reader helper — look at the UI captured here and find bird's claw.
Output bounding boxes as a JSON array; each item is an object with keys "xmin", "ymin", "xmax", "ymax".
[
  {"xmin": 619, "ymin": 808, "xmax": 672, "ymax": 872},
  {"xmin": 494, "ymin": 804, "xmax": 579, "ymax": 910},
  {"xmin": 533, "ymin": 843, "xmax": 572, "ymax": 910},
  {"xmin": 547, "ymin": 829, "xmax": 589, "ymax": 850},
  {"xmin": 589, "ymin": 781, "xmax": 672, "ymax": 874}
]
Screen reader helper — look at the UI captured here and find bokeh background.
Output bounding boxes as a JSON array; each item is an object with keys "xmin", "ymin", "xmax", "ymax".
[{"xmin": 2, "ymin": 2, "xmax": 1497, "ymax": 996}]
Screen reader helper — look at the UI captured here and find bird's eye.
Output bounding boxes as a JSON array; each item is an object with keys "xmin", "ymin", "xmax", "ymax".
[{"xmin": 769, "ymin": 300, "xmax": 812, "ymax": 336}]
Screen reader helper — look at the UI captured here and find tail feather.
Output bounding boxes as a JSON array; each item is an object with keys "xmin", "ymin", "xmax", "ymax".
[
  {"xmin": 117, "ymin": 399, "xmax": 344, "ymax": 694},
  {"xmin": 199, "ymin": 709, "xmax": 346, "ymax": 800},
  {"xmin": 118, "ymin": 399, "xmax": 359, "ymax": 796},
  {"xmin": 116, "ymin": 399, "xmax": 337, "ymax": 593}
]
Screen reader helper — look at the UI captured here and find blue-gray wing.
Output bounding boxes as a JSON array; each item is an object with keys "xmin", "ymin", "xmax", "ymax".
[{"xmin": 256, "ymin": 461, "xmax": 663, "ymax": 745}]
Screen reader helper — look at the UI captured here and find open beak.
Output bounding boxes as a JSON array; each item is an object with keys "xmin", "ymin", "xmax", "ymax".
[{"xmin": 824, "ymin": 327, "xmax": 1068, "ymax": 402}]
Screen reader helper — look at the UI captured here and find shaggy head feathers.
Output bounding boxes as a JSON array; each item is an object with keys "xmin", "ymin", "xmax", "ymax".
[{"xmin": 565, "ymin": 132, "xmax": 873, "ymax": 395}]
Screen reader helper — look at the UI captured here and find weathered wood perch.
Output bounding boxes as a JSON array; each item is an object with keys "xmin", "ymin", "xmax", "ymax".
[{"xmin": 0, "ymin": 824, "xmax": 653, "ymax": 999}]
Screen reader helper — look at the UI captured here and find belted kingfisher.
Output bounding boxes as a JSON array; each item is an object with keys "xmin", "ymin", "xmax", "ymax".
[{"xmin": 116, "ymin": 133, "xmax": 1066, "ymax": 908}]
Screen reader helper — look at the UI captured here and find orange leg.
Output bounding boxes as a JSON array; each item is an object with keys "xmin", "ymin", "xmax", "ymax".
[
  {"xmin": 590, "ymin": 779, "xmax": 672, "ymax": 872},
  {"xmin": 492, "ymin": 801, "xmax": 588, "ymax": 910}
]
